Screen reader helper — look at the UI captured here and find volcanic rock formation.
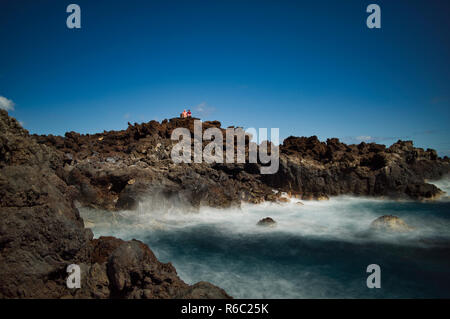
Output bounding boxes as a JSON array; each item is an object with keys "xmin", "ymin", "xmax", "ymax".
[
  {"xmin": 30, "ymin": 117, "xmax": 450, "ymax": 213},
  {"xmin": 1, "ymin": 110, "xmax": 449, "ymax": 298},
  {"xmin": 0, "ymin": 110, "xmax": 230, "ymax": 299}
]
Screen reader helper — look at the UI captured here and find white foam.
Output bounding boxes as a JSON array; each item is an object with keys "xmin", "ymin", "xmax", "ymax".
[
  {"xmin": 429, "ymin": 175, "xmax": 450, "ymax": 201},
  {"xmin": 78, "ymin": 187, "xmax": 450, "ymax": 298},
  {"xmin": 80, "ymin": 191, "xmax": 450, "ymax": 247}
]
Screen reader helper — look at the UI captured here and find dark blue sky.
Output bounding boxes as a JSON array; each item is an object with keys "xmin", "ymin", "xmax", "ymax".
[{"xmin": 1, "ymin": 0, "xmax": 449, "ymax": 155}]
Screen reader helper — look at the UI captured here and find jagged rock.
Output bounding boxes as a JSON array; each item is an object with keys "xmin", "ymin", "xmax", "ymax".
[
  {"xmin": 104, "ymin": 239, "xmax": 230, "ymax": 299},
  {"xmin": 263, "ymin": 138, "xmax": 449, "ymax": 201},
  {"xmin": 370, "ymin": 215, "xmax": 414, "ymax": 233},
  {"xmin": 0, "ymin": 110, "xmax": 230, "ymax": 299},
  {"xmin": 30, "ymin": 116, "xmax": 450, "ymax": 209},
  {"xmin": 257, "ymin": 217, "xmax": 277, "ymax": 227}
]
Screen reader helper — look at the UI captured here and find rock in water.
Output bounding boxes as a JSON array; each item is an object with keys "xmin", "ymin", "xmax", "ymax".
[
  {"xmin": 370, "ymin": 215, "xmax": 414, "ymax": 232},
  {"xmin": 257, "ymin": 217, "xmax": 277, "ymax": 227}
]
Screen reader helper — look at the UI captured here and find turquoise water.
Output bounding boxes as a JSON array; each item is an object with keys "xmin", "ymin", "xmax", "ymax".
[{"xmin": 81, "ymin": 179, "xmax": 450, "ymax": 298}]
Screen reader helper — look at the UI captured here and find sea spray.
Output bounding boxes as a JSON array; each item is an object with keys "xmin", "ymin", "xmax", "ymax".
[{"xmin": 80, "ymin": 180, "xmax": 450, "ymax": 298}]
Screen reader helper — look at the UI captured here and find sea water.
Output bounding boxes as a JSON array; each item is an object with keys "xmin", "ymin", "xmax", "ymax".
[{"xmin": 80, "ymin": 179, "xmax": 450, "ymax": 298}]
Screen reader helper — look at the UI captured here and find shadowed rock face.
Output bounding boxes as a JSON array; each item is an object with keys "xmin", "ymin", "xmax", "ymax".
[{"xmin": 0, "ymin": 110, "xmax": 231, "ymax": 299}]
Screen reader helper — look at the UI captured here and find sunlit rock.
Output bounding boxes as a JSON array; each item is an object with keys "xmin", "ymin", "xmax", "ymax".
[{"xmin": 370, "ymin": 215, "xmax": 414, "ymax": 232}]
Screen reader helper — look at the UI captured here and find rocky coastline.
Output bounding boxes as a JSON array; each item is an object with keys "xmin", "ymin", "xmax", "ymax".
[{"xmin": 1, "ymin": 109, "xmax": 449, "ymax": 298}]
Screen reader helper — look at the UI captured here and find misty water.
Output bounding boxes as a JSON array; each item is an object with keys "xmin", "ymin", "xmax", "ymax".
[{"xmin": 80, "ymin": 179, "xmax": 450, "ymax": 298}]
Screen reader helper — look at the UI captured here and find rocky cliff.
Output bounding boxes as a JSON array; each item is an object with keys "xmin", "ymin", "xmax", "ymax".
[
  {"xmin": 1, "ymin": 110, "xmax": 449, "ymax": 298},
  {"xmin": 264, "ymin": 135, "xmax": 449, "ymax": 200},
  {"xmin": 0, "ymin": 110, "xmax": 230, "ymax": 298},
  {"xmin": 32, "ymin": 116, "xmax": 450, "ymax": 210}
]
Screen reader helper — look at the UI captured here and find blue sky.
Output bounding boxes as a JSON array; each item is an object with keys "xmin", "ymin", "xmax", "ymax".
[{"xmin": 1, "ymin": 0, "xmax": 449, "ymax": 155}]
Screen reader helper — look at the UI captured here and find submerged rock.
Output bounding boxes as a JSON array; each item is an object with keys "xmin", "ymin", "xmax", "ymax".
[
  {"xmin": 257, "ymin": 217, "xmax": 277, "ymax": 227},
  {"xmin": 370, "ymin": 215, "xmax": 414, "ymax": 233}
]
